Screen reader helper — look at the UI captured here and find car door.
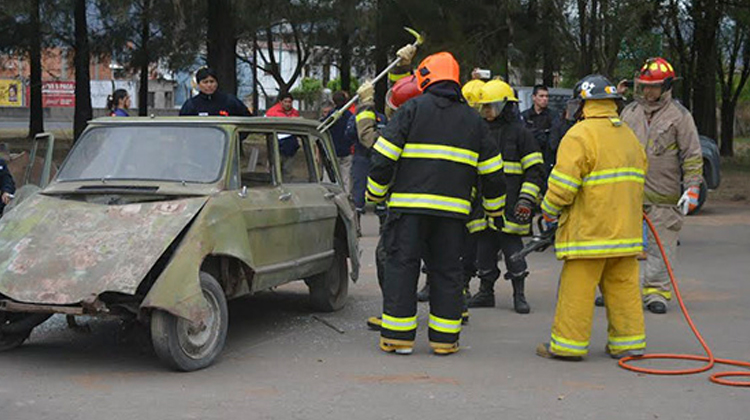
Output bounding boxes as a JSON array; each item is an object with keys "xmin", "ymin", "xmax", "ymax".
[
  {"xmin": 276, "ymin": 130, "xmax": 338, "ymax": 266},
  {"xmin": 231, "ymin": 130, "xmax": 310, "ymax": 290}
]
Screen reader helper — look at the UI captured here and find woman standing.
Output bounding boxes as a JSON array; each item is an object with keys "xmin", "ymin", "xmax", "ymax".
[
  {"xmin": 179, "ymin": 67, "xmax": 252, "ymax": 116},
  {"xmin": 107, "ymin": 89, "xmax": 130, "ymax": 117}
]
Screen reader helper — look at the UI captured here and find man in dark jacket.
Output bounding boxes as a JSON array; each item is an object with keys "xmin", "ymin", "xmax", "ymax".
[
  {"xmin": 521, "ymin": 85, "xmax": 559, "ymax": 173},
  {"xmin": 179, "ymin": 67, "xmax": 252, "ymax": 117},
  {"xmin": 367, "ymin": 52, "xmax": 506, "ymax": 356},
  {"xmin": 468, "ymin": 80, "xmax": 546, "ymax": 314}
]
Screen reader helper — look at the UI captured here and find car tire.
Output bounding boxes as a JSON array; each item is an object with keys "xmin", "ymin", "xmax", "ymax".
[
  {"xmin": 307, "ymin": 236, "xmax": 349, "ymax": 312},
  {"xmin": 0, "ymin": 312, "xmax": 49, "ymax": 352},
  {"xmin": 688, "ymin": 177, "xmax": 708, "ymax": 215},
  {"xmin": 151, "ymin": 272, "xmax": 228, "ymax": 371}
]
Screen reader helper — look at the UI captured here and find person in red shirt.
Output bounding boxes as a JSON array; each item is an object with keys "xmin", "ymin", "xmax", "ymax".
[{"xmin": 265, "ymin": 92, "xmax": 300, "ymax": 118}]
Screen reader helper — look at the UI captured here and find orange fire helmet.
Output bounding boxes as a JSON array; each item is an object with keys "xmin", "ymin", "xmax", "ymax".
[
  {"xmin": 416, "ymin": 52, "xmax": 460, "ymax": 92},
  {"xmin": 636, "ymin": 57, "xmax": 676, "ymax": 85}
]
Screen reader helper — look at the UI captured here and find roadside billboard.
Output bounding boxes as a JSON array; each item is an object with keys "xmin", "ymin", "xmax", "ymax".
[
  {"xmin": 41, "ymin": 81, "xmax": 75, "ymax": 107},
  {"xmin": 0, "ymin": 79, "xmax": 23, "ymax": 107}
]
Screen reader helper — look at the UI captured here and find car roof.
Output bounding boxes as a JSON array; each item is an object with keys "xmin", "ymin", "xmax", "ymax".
[{"xmin": 89, "ymin": 116, "xmax": 324, "ymax": 131}]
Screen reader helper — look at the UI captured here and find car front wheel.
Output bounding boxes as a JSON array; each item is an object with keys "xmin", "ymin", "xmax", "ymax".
[
  {"xmin": 307, "ymin": 236, "xmax": 349, "ymax": 312},
  {"xmin": 151, "ymin": 272, "xmax": 228, "ymax": 371}
]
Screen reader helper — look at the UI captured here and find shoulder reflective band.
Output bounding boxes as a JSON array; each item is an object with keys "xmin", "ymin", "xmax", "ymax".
[
  {"xmin": 549, "ymin": 169, "xmax": 581, "ymax": 192},
  {"xmin": 429, "ymin": 314, "xmax": 461, "ymax": 334},
  {"xmin": 477, "ymin": 154, "xmax": 504, "ymax": 175},
  {"xmin": 520, "ymin": 181, "xmax": 541, "ymax": 199},
  {"xmin": 521, "ymin": 152, "xmax": 544, "ymax": 169},
  {"xmin": 381, "ymin": 314, "xmax": 417, "ymax": 332},
  {"xmin": 582, "ymin": 167, "xmax": 645, "ymax": 186},
  {"xmin": 643, "ymin": 287, "xmax": 673, "ymax": 300},
  {"xmin": 555, "ymin": 238, "xmax": 644, "ymax": 257},
  {"xmin": 541, "ymin": 197, "xmax": 561, "ymax": 218},
  {"xmin": 401, "ymin": 143, "xmax": 479, "ymax": 167},
  {"xmin": 607, "ymin": 334, "xmax": 646, "ymax": 351},
  {"xmin": 550, "ymin": 333, "xmax": 589, "ymax": 356},
  {"xmin": 366, "ymin": 176, "xmax": 389, "ymax": 197},
  {"xmin": 504, "ymin": 161, "xmax": 524, "ymax": 175},
  {"xmin": 389, "ymin": 193, "xmax": 472, "ymax": 215},
  {"xmin": 373, "ymin": 137, "xmax": 403, "ymax": 161},
  {"xmin": 356, "ymin": 110, "xmax": 376, "ymax": 123},
  {"xmin": 389, "ymin": 71, "xmax": 410, "ymax": 83}
]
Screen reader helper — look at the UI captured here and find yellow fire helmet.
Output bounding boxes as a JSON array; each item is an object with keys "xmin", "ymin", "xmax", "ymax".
[
  {"xmin": 461, "ymin": 79, "xmax": 486, "ymax": 107},
  {"xmin": 477, "ymin": 79, "xmax": 518, "ymax": 104}
]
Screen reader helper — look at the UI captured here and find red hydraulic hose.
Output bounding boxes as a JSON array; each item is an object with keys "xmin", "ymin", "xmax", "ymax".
[{"xmin": 618, "ymin": 214, "xmax": 750, "ymax": 387}]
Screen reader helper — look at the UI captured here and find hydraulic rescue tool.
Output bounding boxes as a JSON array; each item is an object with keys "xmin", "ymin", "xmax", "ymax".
[{"xmin": 317, "ymin": 27, "xmax": 424, "ymax": 133}]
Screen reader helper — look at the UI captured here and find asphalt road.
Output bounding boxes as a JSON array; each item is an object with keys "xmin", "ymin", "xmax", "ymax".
[{"xmin": 1, "ymin": 201, "xmax": 749, "ymax": 420}]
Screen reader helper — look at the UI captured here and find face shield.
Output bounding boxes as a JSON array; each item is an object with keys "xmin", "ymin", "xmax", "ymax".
[
  {"xmin": 634, "ymin": 79, "xmax": 665, "ymax": 102},
  {"xmin": 480, "ymin": 100, "xmax": 508, "ymax": 121}
]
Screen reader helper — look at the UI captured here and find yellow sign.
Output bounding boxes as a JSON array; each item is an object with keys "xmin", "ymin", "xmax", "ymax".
[{"xmin": 0, "ymin": 79, "xmax": 23, "ymax": 107}]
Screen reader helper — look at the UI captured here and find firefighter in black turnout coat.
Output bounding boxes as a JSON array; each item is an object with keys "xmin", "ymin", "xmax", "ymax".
[
  {"xmin": 468, "ymin": 80, "xmax": 546, "ymax": 314},
  {"xmin": 366, "ymin": 52, "xmax": 506, "ymax": 355}
]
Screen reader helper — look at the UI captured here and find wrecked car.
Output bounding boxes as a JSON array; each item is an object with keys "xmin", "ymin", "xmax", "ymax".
[{"xmin": 0, "ymin": 117, "xmax": 360, "ymax": 371}]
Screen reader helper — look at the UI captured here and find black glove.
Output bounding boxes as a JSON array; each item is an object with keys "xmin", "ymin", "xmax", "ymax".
[{"xmin": 514, "ymin": 197, "xmax": 534, "ymax": 223}]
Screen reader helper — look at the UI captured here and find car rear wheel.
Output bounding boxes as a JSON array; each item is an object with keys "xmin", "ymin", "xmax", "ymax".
[
  {"xmin": 151, "ymin": 272, "xmax": 228, "ymax": 371},
  {"xmin": 0, "ymin": 312, "xmax": 50, "ymax": 351},
  {"xmin": 307, "ymin": 236, "xmax": 349, "ymax": 312}
]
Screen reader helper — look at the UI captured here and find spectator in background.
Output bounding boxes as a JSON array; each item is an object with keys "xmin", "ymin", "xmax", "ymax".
[
  {"xmin": 180, "ymin": 67, "xmax": 252, "ymax": 116},
  {"xmin": 265, "ymin": 92, "xmax": 300, "ymax": 118},
  {"xmin": 0, "ymin": 144, "xmax": 16, "ymax": 217},
  {"xmin": 107, "ymin": 89, "xmax": 131, "ymax": 117},
  {"xmin": 521, "ymin": 85, "xmax": 560, "ymax": 173},
  {"xmin": 322, "ymin": 91, "xmax": 354, "ymax": 192}
]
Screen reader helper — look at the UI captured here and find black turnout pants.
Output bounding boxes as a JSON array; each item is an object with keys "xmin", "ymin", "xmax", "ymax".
[{"xmin": 380, "ymin": 212, "xmax": 465, "ymax": 344}]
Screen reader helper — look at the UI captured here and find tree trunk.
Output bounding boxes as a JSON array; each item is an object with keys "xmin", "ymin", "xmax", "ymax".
[
  {"xmin": 252, "ymin": 32, "xmax": 259, "ymax": 114},
  {"xmin": 207, "ymin": 0, "xmax": 237, "ymax": 95},
  {"xmin": 540, "ymin": 0, "xmax": 555, "ymax": 86},
  {"xmin": 690, "ymin": 0, "xmax": 720, "ymax": 139},
  {"xmin": 340, "ymin": 32, "xmax": 352, "ymax": 94},
  {"xmin": 28, "ymin": 0, "xmax": 44, "ymax": 138},
  {"xmin": 73, "ymin": 0, "xmax": 92, "ymax": 142},
  {"xmin": 720, "ymin": 99, "xmax": 735, "ymax": 157},
  {"xmin": 138, "ymin": 0, "xmax": 151, "ymax": 116}
]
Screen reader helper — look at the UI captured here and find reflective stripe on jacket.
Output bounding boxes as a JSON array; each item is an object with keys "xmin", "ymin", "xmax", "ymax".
[
  {"xmin": 367, "ymin": 84, "xmax": 506, "ymax": 219},
  {"xmin": 541, "ymin": 99, "xmax": 647, "ymax": 259}
]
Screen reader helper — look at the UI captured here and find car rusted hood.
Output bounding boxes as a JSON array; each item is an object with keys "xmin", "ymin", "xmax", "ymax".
[{"xmin": 0, "ymin": 194, "xmax": 208, "ymax": 305}]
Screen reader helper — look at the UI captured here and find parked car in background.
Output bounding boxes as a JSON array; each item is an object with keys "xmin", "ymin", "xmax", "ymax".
[{"xmin": 0, "ymin": 117, "xmax": 360, "ymax": 371}]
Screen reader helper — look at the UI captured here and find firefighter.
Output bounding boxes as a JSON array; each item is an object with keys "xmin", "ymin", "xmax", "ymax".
[
  {"xmin": 467, "ymin": 80, "xmax": 545, "ymax": 314},
  {"xmin": 536, "ymin": 75, "xmax": 647, "ymax": 361},
  {"xmin": 620, "ymin": 57, "xmax": 703, "ymax": 315},
  {"xmin": 416, "ymin": 78, "xmax": 487, "ymax": 306},
  {"xmin": 351, "ymin": 44, "xmax": 422, "ymax": 332},
  {"xmin": 367, "ymin": 52, "xmax": 506, "ymax": 355}
]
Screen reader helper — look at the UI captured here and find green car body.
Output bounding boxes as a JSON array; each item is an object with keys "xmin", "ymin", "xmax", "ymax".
[{"xmin": 0, "ymin": 117, "xmax": 360, "ymax": 370}]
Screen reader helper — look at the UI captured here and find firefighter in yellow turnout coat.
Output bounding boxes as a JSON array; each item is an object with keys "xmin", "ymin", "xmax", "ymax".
[{"xmin": 537, "ymin": 75, "xmax": 648, "ymax": 360}]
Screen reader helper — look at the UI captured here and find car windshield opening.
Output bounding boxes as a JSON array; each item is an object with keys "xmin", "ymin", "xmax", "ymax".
[{"xmin": 57, "ymin": 126, "xmax": 227, "ymax": 183}]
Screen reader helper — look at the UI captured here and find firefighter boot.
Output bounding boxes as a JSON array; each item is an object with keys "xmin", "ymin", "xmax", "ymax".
[
  {"xmin": 468, "ymin": 279, "xmax": 495, "ymax": 308},
  {"xmin": 509, "ymin": 272, "xmax": 530, "ymax": 314},
  {"xmin": 366, "ymin": 316, "xmax": 382, "ymax": 331}
]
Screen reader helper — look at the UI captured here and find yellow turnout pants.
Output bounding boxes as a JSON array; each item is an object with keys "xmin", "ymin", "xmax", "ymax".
[{"xmin": 549, "ymin": 257, "xmax": 645, "ymax": 357}]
